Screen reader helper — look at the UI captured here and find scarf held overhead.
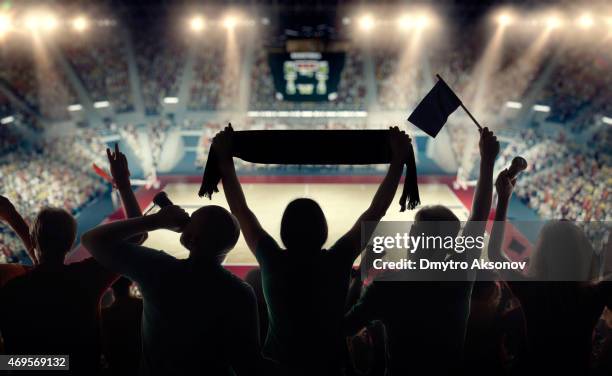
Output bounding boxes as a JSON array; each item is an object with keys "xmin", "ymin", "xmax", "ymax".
[{"xmin": 198, "ymin": 130, "xmax": 420, "ymax": 211}]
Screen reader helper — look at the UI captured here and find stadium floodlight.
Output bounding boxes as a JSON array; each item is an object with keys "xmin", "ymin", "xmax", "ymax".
[
  {"xmin": 532, "ymin": 104, "xmax": 551, "ymax": 112},
  {"xmin": 94, "ymin": 100, "xmax": 110, "ymax": 109},
  {"xmin": 72, "ymin": 16, "xmax": 88, "ymax": 31},
  {"xmin": 42, "ymin": 14, "xmax": 58, "ymax": 31},
  {"xmin": 163, "ymin": 97, "xmax": 179, "ymax": 104},
  {"xmin": 190, "ymin": 16, "xmax": 204, "ymax": 32},
  {"xmin": 416, "ymin": 14, "xmax": 431, "ymax": 29},
  {"xmin": 577, "ymin": 14, "xmax": 594, "ymax": 29},
  {"xmin": 358, "ymin": 15, "xmax": 374, "ymax": 31},
  {"xmin": 25, "ymin": 14, "xmax": 40, "ymax": 30},
  {"xmin": 67, "ymin": 104, "xmax": 82, "ymax": 112},
  {"xmin": 1, "ymin": 116, "xmax": 14, "ymax": 124},
  {"xmin": 545, "ymin": 16, "xmax": 562, "ymax": 29},
  {"xmin": 223, "ymin": 16, "xmax": 237, "ymax": 29},
  {"xmin": 602, "ymin": 116, "xmax": 612, "ymax": 125},
  {"xmin": 398, "ymin": 15, "xmax": 413, "ymax": 30},
  {"xmin": 0, "ymin": 14, "xmax": 11, "ymax": 35},
  {"xmin": 496, "ymin": 13, "xmax": 513, "ymax": 27},
  {"xmin": 505, "ymin": 101, "xmax": 522, "ymax": 109}
]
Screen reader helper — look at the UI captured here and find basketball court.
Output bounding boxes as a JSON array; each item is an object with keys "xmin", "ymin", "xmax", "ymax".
[{"xmin": 143, "ymin": 181, "xmax": 469, "ymax": 265}]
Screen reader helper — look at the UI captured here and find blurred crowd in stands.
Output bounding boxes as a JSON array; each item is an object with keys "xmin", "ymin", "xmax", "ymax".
[
  {"xmin": 134, "ymin": 26, "xmax": 185, "ymax": 115},
  {"xmin": 60, "ymin": 27, "xmax": 135, "ymax": 113},
  {"xmin": 0, "ymin": 129, "xmax": 108, "ymax": 263},
  {"xmin": 0, "ymin": 16, "xmax": 609, "ymax": 267}
]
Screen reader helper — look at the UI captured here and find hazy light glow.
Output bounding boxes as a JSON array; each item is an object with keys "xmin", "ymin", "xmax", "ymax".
[
  {"xmin": 398, "ymin": 15, "xmax": 413, "ymax": 30},
  {"xmin": 42, "ymin": 14, "xmax": 58, "ymax": 31},
  {"xmin": 72, "ymin": 16, "xmax": 88, "ymax": 31},
  {"xmin": 190, "ymin": 16, "xmax": 204, "ymax": 32},
  {"xmin": 67, "ymin": 104, "xmax": 82, "ymax": 112},
  {"xmin": 1, "ymin": 116, "xmax": 14, "ymax": 124},
  {"xmin": 358, "ymin": 15, "xmax": 374, "ymax": 31},
  {"xmin": 578, "ymin": 14, "xmax": 594, "ymax": 29},
  {"xmin": 602, "ymin": 116, "xmax": 612, "ymax": 125},
  {"xmin": 223, "ymin": 16, "xmax": 237, "ymax": 29},
  {"xmin": 0, "ymin": 14, "xmax": 11, "ymax": 34},
  {"xmin": 545, "ymin": 16, "xmax": 562, "ymax": 29},
  {"xmin": 94, "ymin": 101, "xmax": 110, "ymax": 108},
  {"xmin": 163, "ymin": 97, "xmax": 179, "ymax": 104},
  {"xmin": 533, "ymin": 104, "xmax": 551, "ymax": 112},
  {"xmin": 506, "ymin": 101, "xmax": 523, "ymax": 109},
  {"xmin": 496, "ymin": 13, "xmax": 513, "ymax": 27},
  {"xmin": 416, "ymin": 14, "xmax": 430, "ymax": 28},
  {"xmin": 25, "ymin": 15, "xmax": 40, "ymax": 30}
]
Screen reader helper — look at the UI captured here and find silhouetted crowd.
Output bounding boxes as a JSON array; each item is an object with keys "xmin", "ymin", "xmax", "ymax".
[{"xmin": 0, "ymin": 126, "xmax": 610, "ymax": 376}]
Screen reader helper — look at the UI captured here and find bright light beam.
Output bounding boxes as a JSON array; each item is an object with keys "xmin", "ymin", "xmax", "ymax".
[
  {"xmin": 0, "ymin": 14, "xmax": 11, "ymax": 35},
  {"xmin": 578, "ymin": 14, "xmax": 594, "ymax": 29},
  {"xmin": 223, "ymin": 16, "xmax": 237, "ymax": 29},
  {"xmin": 72, "ymin": 16, "xmax": 88, "ymax": 31},
  {"xmin": 358, "ymin": 15, "xmax": 374, "ymax": 31},
  {"xmin": 496, "ymin": 13, "xmax": 513, "ymax": 27},
  {"xmin": 190, "ymin": 16, "xmax": 204, "ymax": 32}
]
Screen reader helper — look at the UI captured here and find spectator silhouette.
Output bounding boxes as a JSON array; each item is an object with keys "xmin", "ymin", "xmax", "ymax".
[
  {"xmin": 244, "ymin": 267, "xmax": 269, "ymax": 343},
  {"xmin": 487, "ymin": 168, "xmax": 612, "ymax": 374},
  {"xmin": 0, "ymin": 144, "xmax": 144, "ymax": 375},
  {"xmin": 344, "ymin": 128, "xmax": 500, "ymax": 375},
  {"xmin": 214, "ymin": 124, "xmax": 410, "ymax": 376},
  {"xmin": 102, "ymin": 276, "xmax": 142, "ymax": 376},
  {"xmin": 464, "ymin": 272, "xmax": 529, "ymax": 374},
  {"xmin": 82, "ymin": 202, "xmax": 266, "ymax": 376}
]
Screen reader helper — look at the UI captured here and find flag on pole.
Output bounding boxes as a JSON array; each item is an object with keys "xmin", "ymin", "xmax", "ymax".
[{"xmin": 408, "ymin": 76, "xmax": 462, "ymax": 137}]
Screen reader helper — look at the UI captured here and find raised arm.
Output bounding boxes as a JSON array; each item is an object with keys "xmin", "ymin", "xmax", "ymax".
[
  {"xmin": 82, "ymin": 205, "xmax": 189, "ymax": 273},
  {"xmin": 468, "ymin": 127, "xmax": 499, "ymax": 223},
  {"xmin": 335, "ymin": 126, "xmax": 409, "ymax": 260},
  {"xmin": 214, "ymin": 125, "xmax": 270, "ymax": 253},
  {"xmin": 488, "ymin": 169, "xmax": 516, "ymax": 263},
  {"xmin": 107, "ymin": 143, "xmax": 147, "ymax": 244},
  {"xmin": 456, "ymin": 128, "xmax": 499, "ymax": 266},
  {"xmin": 0, "ymin": 195, "xmax": 35, "ymax": 264}
]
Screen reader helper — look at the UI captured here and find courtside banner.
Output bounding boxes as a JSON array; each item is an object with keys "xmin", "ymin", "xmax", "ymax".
[{"xmin": 360, "ymin": 221, "xmax": 610, "ymax": 282}]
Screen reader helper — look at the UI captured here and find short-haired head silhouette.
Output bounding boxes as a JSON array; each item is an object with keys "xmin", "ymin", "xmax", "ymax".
[
  {"xmin": 410, "ymin": 205, "xmax": 460, "ymax": 261},
  {"xmin": 179, "ymin": 205, "xmax": 240, "ymax": 263},
  {"xmin": 111, "ymin": 276, "xmax": 134, "ymax": 299},
  {"xmin": 529, "ymin": 220, "xmax": 595, "ymax": 280},
  {"xmin": 281, "ymin": 198, "xmax": 328, "ymax": 252},
  {"xmin": 31, "ymin": 207, "xmax": 77, "ymax": 264}
]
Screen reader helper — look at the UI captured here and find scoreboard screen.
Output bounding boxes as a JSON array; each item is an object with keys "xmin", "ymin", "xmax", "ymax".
[{"xmin": 269, "ymin": 52, "xmax": 345, "ymax": 102}]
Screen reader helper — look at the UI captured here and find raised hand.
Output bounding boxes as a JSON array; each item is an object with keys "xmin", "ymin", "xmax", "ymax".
[
  {"xmin": 154, "ymin": 205, "xmax": 190, "ymax": 232},
  {"xmin": 495, "ymin": 169, "xmax": 517, "ymax": 203},
  {"xmin": 106, "ymin": 143, "xmax": 130, "ymax": 188},
  {"xmin": 479, "ymin": 127, "xmax": 499, "ymax": 163},
  {"xmin": 0, "ymin": 195, "xmax": 15, "ymax": 219},
  {"xmin": 389, "ymin": 126, "xmax": 412, "ymax": 162},
  {"xmin": 212, "ymin": 123, "xmax": 234, "ymax": 161}
]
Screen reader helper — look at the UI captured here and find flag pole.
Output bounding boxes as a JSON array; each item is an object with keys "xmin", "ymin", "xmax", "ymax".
[{"xmin": 435, "ymin": 74, "xmax": 483, "ymax": 131}]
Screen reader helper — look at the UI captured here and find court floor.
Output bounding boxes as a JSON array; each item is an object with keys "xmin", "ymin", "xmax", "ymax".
[{"xmin": 143, "ymin": 182, "xmax": 469, "ymax": 264}]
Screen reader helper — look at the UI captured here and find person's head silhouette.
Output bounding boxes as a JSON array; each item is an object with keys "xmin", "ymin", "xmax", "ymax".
[
  {"xmin": 31, "ymin": 207, "xmax": 77, "ymax": 264},
  {"xmin": 528, "ymin": 220, "xmax": 596, "ymax": 281},
  {"xmin": 281, "ymin": 198, "xmax": 328, "ymax": 253},
  {"xmin": 111, "ymin": 276, "xmax": 134, "ymax": 300},
  {"xmin": 410, "ymin": 205, "xmax": 460, "ymax": 261},
  {"xmin": 180, "ymin": 205, "xmax": 240, "ymax": 264}
]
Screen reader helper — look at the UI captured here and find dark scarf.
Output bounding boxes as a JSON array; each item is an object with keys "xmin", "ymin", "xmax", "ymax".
[{"xmin": 198, "ymin": 130, "xmax": 420, "ymax": 211}]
